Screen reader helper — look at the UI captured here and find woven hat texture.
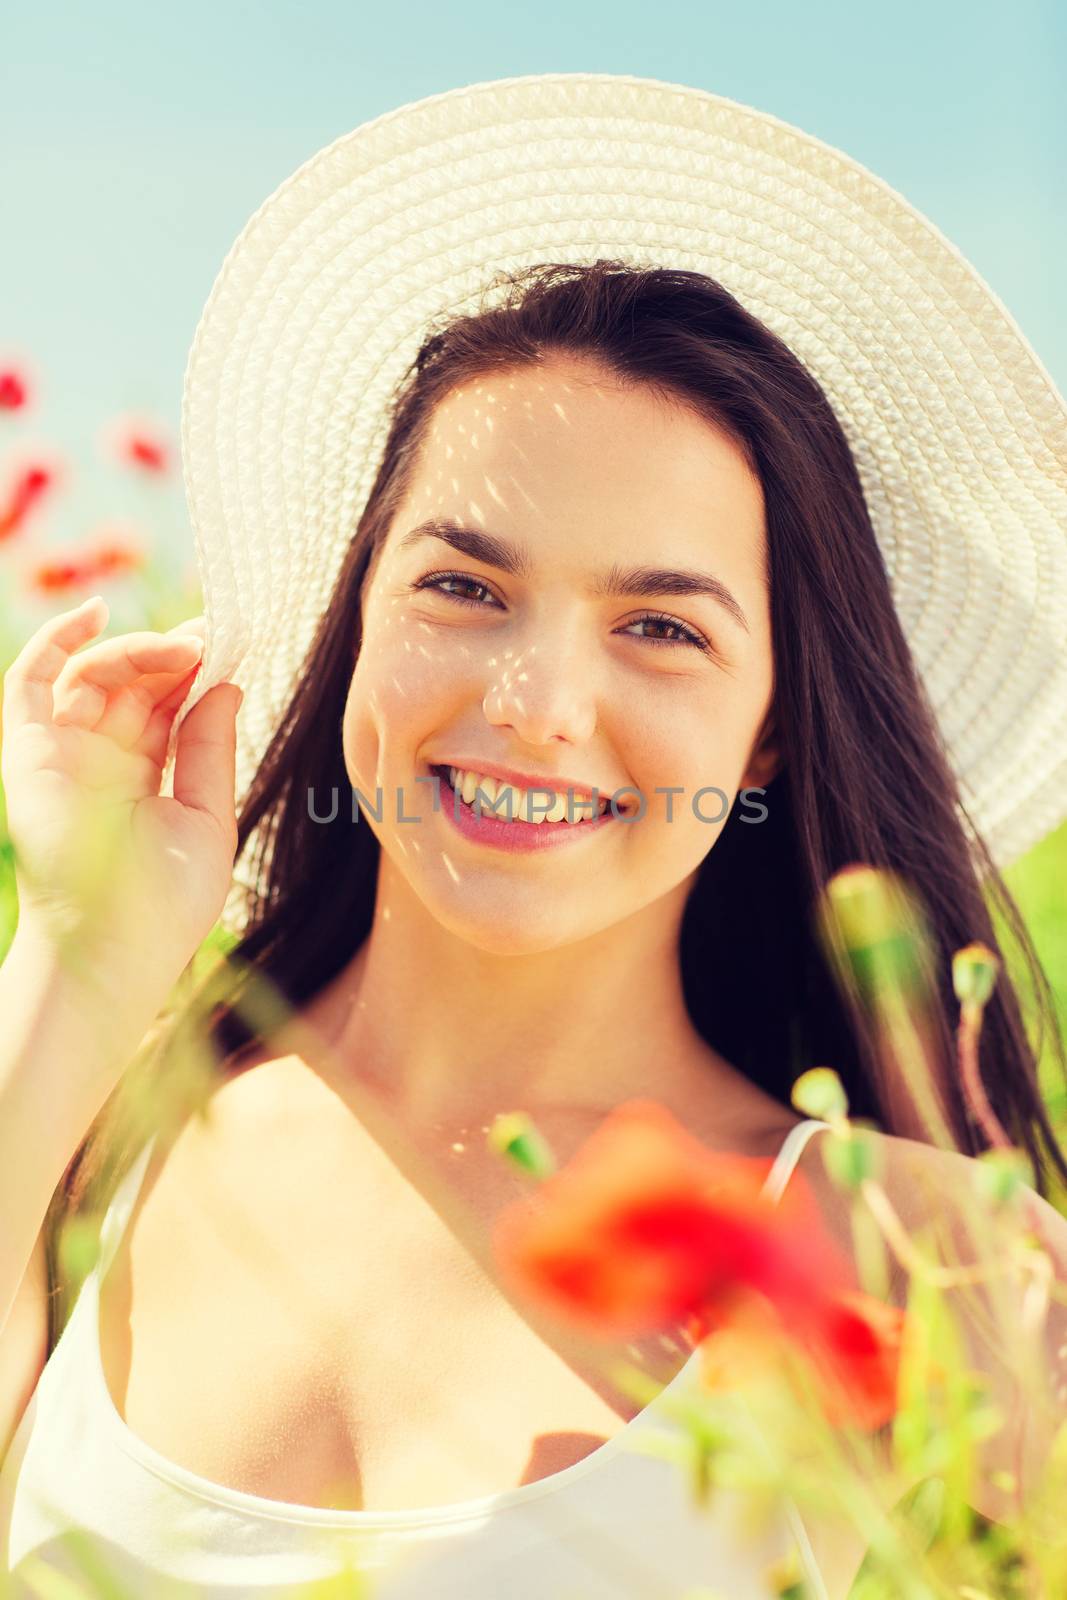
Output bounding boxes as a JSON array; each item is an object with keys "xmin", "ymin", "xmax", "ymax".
[{"xmin": 161, "ymin": 72, "xmax": 1067, "ymax": 936}]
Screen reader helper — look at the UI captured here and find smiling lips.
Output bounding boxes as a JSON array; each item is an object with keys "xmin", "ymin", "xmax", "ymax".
[
  {"xmin": 431, "ymin": 763, "xmax": 623, "ymax": 852},
  {"xmin": 444, "ymin": 764, "xmax": 608, "ymax": 824}
]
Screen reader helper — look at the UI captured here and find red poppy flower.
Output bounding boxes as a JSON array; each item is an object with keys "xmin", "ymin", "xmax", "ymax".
[
  {"xmin": 691, "ymin": 1284, "xmax": 905, "ymax": 1433},
  {"xmin": 491, "ymin": 1099, "xmax": 904, "ymax": 1431},
  {"xmin": 91, "ymin": 537, "xmax": 144, "ymax": 576},
  {"xmin": 124, "ymin": 432, "xmax": 168, "ymax": 472},
  {"xmin": 29, "ymin": 557, "xmax": 89, "ymax": 593},
  {"xmin": 0, "ymin": 369, "xmax": 28, "ymax": 410},
  {"xmin": 0, "ymin": 462, "xmax": 56, "ymax": 540},
  {"xmin": 27, "ymin": 532, "xmax": 145, "ymax": 594},
  {"xmin": 101, "ymin": 414, "xmax": 170, "ymax": 474},
  {"xmin": 809, "ymin": 1286, "xmax": 907, "ymax": 1431}
]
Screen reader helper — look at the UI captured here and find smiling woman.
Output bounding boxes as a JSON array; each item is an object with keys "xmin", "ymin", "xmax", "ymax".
[
  {"xmin": 3, "ymin": 71, "xmax": 1067, "ymax": 1600},
  {"xmin": 338, "ymin": 353, "xmax": 778, "ymax": 964}
]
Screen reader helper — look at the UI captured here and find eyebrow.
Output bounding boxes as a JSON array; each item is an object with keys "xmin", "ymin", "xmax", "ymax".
[{"xmin": 397, "ymin": 517, "xmax": 751, "ymax": 635}]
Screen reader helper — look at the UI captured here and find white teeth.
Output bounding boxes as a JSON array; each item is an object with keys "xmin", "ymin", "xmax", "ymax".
[
  {"xmin": 444, "ymin": 766, "xmax": 601, "ymax": 825},
  {"xmin": 544, "ymin": 792, "xmax": 569, "ymax": 824}
]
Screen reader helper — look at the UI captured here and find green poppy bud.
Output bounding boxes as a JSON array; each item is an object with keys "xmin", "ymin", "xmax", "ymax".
[
  {"xmin": 791, "ymin": 1066, "xmax": 849, "ymax": 1122},
  {"xmin": 952, "ymin": 943, "xmax": 999, "ymax": 1010},
  {"xmin": 487, "ymin": 1111, "xmax": 557, "ymax": 1178}
]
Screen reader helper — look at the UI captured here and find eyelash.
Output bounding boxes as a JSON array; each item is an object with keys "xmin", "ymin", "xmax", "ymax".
[{"xmin": 410, "ymin": 570, "xmax": 714, "ymax": 655}]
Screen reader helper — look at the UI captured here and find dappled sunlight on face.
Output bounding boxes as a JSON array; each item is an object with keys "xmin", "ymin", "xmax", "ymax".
[{"xmin": 340, "ymin": 354, "xmax": 778, "ymax": 954}]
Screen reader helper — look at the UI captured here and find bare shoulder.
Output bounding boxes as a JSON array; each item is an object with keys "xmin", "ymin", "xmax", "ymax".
[
  {"xmin": 793, "ymin": 1119, "xmax": 1054, "ymax": 1212},
  {"xmin": 782, "ymin": 1120, "xmax": 1067, "ymax": 1305},
  {"xmin": 854, "ymin": 1128, "xmax": 1066, "ymax": 1249}
]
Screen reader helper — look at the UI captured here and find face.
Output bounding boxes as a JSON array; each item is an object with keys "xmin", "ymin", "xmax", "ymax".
[{"xmin": 341, "ymin": 354, "xmax": 778, "ymax": 955}]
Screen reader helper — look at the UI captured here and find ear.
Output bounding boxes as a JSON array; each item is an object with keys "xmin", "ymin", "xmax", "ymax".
[{"xmin": 741, "ymin": 710, "xmax": 782, "ymax": 791}]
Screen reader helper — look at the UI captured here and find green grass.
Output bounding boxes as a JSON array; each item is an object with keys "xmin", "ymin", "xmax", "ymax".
[{"xmin": 1000, "ymin": 818, "xmax": 1067, "ymax": 1125}]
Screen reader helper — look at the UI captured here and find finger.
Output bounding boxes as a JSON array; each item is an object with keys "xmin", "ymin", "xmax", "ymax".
[
  {"xmin": 171, "ymin": 682, "xmax": 241, "ymax": 833},
  {"xmin": 154, "ymin": 666, "xmax": 202, "ymax": 717},
  {"xmin": 53, "ymin": 662, "xmax": 203, "ymax": 746},
  {"xmin": 52, "ymin": 643, "xmax": 204, "ymax": 732},
  {"xmin": 130, "ymin": 665, "xmax": 204, "ymax": 767},
  {"xmin": 53, "ymin": 630, "xmax": 204, "ymax": 715},
  {"xmin": 53, "ymin": 648, "xmax": 204, "ymax": 754},
  {"xmin": 2, "ymin": 596, "xmax": 110, "ymax": 730}
]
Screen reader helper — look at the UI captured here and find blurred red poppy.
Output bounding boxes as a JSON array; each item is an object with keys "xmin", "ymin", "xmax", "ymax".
[
  {"xmin": 124, "ymin": 431, "xmax": 168, "ymax": 472},
  {"xmin": 101, "ymin": 414, "xmax": 170, "ymax": 474},
  {"xmin": 0, "ymin": 462, "xmax": 56, "ymax": 540},
  {"xmin": 687, "ymin": 1278, "xmax": 905, "ymax": 1432},
  {"xmin": 491, "ymin": 1099, "xmax": 904, "ymax": 1431},
  {"xmin": 808, "ymin": 1285, "xmax": 907, "ymax": 1431},
  {"xmin": 28, "ymin": 533, "xmax": 145, "ymax": 594},
  {"xmin": 0, "ymin": 369, "xmax": 29, "ymax": 410},
  {"xmin": 30, "ymin": 558, "xmax": 88, "ymax": 593},
  {"xmin": 92, "ymin": 537, "xmax": 144, "ymax": 576}
]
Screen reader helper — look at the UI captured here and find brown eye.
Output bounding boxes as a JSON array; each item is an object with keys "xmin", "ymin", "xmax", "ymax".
[
  {"xmin": 411, "ymin": 572, "xmax": 503, "ymax": 609},
  {"xmin": 619, "ymin": 613, "xmax": 711, "ymax": 653}
]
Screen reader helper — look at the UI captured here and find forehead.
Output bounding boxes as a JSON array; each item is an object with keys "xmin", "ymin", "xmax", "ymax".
[{"xmin": 395, "ymin": 355, "xmax": 767, "ymax": 575}]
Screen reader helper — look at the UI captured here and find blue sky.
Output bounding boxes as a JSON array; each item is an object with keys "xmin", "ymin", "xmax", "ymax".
[{"xmin": 1, "ymin": 0, "xmax": 1063, "ymax": 574}]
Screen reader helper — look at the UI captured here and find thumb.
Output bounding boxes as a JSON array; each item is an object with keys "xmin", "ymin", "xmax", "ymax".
[{"xmin": 172, "ymin": 681, "xmax": 243, "ymax": 831}]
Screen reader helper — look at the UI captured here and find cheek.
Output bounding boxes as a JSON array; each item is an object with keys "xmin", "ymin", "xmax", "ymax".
[
  {"xmin": 618, "ymin": 683, "xmax": 769, "ymax": 871},
  {"xmin": 341, "ymin": 677, "xmax": 380, "ymax": 791},
  {"xmin": 341, "ymin": 620, "xmax": 470, "ymax": 785},
  {"xmin": 624, "ymin": 693, "xmax": 751, "ymax": 799}
]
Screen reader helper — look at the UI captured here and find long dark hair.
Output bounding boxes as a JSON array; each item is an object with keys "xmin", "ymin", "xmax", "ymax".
[{"xmin": 45, "ymin": 259, "xmax": 1067, "ymax": 1348}]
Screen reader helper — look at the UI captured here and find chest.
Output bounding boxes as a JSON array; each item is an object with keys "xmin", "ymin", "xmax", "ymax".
[{"xmin": 96, "ymin": 1113, "xmax": 690, "ymax": 1514}]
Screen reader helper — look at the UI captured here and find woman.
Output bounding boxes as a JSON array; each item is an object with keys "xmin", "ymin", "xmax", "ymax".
[{"xmin": 2, "ymin": 75, "xmax": 1066, "ymax": 1598}]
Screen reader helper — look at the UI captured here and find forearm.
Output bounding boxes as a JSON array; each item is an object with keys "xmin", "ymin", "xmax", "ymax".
[{"xmin": 0, "ymin": 916, "xmax": 173, "ymax": 1333}]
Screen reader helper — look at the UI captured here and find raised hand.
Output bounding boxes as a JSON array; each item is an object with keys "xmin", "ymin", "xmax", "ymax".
[{"xmin": 1, "ymin": 595, "xmax": 244, "ymax": 989}]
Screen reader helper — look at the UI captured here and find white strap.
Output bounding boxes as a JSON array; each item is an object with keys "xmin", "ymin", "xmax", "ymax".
[
  {"xmin": 96, "ymin": 1133, "xmax": 160, "ymax": 1280},
  {"xmin": 763, "ymin": 1118, "xmax": 831, "ymax": 1205}
]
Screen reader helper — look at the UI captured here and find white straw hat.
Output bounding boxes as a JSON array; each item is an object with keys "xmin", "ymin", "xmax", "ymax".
[{"xmin": 161, "ymin": 71, "xmax": 1067, "ymax": 937}]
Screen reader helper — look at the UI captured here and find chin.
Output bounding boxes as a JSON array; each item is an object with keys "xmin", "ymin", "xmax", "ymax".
[{"xmin": 419, "ymin": 882, "xmax": 598, "ymax": 958}]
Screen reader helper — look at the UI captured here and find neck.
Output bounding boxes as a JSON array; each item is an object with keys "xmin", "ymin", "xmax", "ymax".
[{"xmin": 323, "ymin": 857, "xmax": 747, "ymax": 1143}]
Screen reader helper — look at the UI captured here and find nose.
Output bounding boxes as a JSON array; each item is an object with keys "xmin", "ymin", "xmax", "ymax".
[{"xmin": 482, "ymin": 638, "xmax": 598, "ymax": 746}]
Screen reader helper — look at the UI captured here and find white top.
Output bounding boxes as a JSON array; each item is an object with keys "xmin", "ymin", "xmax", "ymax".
[{"xmin": 1, "ymin": 1117, "xmax": 833, "ymax": 1599}]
